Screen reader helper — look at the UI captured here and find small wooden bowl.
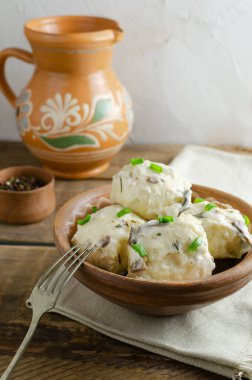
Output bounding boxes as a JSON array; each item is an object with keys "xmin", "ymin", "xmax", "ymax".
[
  {"xmin": 0, "ymin": 166, "xmax": 55, "ymax": 224},
  {"xmin": 54, "ymin": 184, "xmax": 252, "ymax": 316}
]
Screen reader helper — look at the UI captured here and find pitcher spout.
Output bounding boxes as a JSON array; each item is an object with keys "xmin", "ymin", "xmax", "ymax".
[{"xmin": 110, "ymin": 25, "xmax": 124, "ymax": 43}]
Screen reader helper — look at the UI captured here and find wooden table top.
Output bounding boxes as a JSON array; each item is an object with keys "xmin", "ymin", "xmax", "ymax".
[{"xmin": 2, "ymin": 141, "xmax": 248, "ymax": 380}]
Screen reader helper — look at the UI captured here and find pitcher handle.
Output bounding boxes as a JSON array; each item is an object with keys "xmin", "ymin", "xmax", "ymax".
[{"xmin": 0, "ymin": 48, "xmax": 34, "ymax": 108}]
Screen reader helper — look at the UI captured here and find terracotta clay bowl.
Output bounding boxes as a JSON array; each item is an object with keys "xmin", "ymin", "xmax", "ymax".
[
  {"xmin": 0, "ymin": 166, "xmax": 55, "ymax": 224},
  {"xmin": 54, "ymin": 184, "xmax": 252, "ymax": 316}
]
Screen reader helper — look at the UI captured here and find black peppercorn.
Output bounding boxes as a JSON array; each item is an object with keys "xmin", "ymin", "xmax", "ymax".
[{"xmin": 0, "ymin": 176, "xmax": 45, "ymax": 191}]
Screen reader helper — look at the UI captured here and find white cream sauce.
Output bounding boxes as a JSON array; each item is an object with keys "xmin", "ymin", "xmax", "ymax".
[
  {"xmin": 72, "ymin": 205, "xmax": 145, "ymax": 274},
  {"xmin": 184, "ymin": 201, "xmax": 251, "ymax": 258},
  {"xmin": 127, "ymin": 214, "xmax": 215, "ymax": 281},
  {"xmin": 110, "ymin": 160, "xmax": 192, "ymax": 219}
]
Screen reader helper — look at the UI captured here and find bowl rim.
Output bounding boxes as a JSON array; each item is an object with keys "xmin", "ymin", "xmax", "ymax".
[
  {"xmin": 54, "ymin": 183, "xmax": 252, "ymax": 290},
  {"xmin": 0, "ymin": 165, "xmax": 55, "ymax": 195}
]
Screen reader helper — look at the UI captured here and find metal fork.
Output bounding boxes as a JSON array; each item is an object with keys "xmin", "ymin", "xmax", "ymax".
[{"xmin": 1, "ymin": 241, "xmax": 95, "ymax": 380}]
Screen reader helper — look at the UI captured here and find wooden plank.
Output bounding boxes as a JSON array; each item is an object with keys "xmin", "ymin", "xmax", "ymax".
[
  {"xmin": 0, "ymin": 142, "xmax": 40, "ymax": 169},
  {"xmin": 0, "ymin": 142, "xmax": 182, "ymax": 244},
  {"xmin": 0, "ymin": 245, "xmax": 225, "ymax": 380},
  {"xmin": 1, "ymin": 142, "xmax": 252, "ymax": 244},
  {"xmin": 0, "ymin": 178, "xmax": 109, "ymax": 244},
  {"xmin": 1, "ymin": 141, "xmax": 252, "ymax": 179},
  {"xmin": 0, "ymin": 141, "xmax": 183, "ymax": 178}
]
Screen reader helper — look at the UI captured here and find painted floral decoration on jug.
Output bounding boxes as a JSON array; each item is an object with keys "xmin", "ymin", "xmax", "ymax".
[
  {"xmin": 16, "ymin": 90, "xmax": 33, "ymax": 134},
  {"xmin": 16, "ymin": 89, "xmax": 133, "ymax": 151},
  {"xmin": 0, "ymin": 16, "xmax": 132, "ymax": 178}
]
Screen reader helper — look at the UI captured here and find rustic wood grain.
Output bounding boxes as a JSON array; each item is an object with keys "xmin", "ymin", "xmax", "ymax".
[
  {"xmin": 0, "ymin": 142, "xmax": 183, "ymax": 243},
  {"xmin": 1, "ymin": 142, "xmax": 251, "ymax": 379},
  {"xmin": 0, "ymin": 142, "xmax": 183, "ymax": 180},
  {"xmin": 1, "ymin": 141, "xmax": 252, "ymax": 180},
  {"xmin": 2, "ymin": 141, "xmax": 252, "ymax": 244},
  {"xmin": 0, "ymin": 246, "xmax": 226, "ymax": 380},
  {"xmin": 0, "ymin": 178, "xmax": 109, "ymax": 244}
]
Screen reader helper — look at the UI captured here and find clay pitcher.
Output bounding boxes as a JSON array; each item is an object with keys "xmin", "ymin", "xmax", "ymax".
[{"xmin": 0, "ymin": 16, "xmax": 133, "ymax": 179}]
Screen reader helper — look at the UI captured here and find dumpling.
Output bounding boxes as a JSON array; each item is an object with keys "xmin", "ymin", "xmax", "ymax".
[
  {"xmin": 110, "ymin": 159, "xmax": 191, "ymax": 219},
  {"xmin": 183, "ymin": 200, "xmax": 252, "ymax": 259},
  {"xmin": 127, "ymin": 214, "xmax": 215, "ymax": 281},
  {"xmin": 72, "ymin": 205, "xmax": 145, "ymax": 274}
]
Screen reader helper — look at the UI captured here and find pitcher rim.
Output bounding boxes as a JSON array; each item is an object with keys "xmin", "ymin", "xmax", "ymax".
[{"xmin": 24, "ymin": 15, "xmax": 123, "ymax": 46}]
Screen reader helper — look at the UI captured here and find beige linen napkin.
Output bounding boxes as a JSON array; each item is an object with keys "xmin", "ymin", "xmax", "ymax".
[{"xmin": 54, "ymin": 145, "xmax": 252, "ymax": 379}]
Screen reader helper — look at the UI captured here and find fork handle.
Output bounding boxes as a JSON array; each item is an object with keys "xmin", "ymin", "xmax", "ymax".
[{"xmin": 1, "ymin": 311, "xmax": 42, "ymax": 380}]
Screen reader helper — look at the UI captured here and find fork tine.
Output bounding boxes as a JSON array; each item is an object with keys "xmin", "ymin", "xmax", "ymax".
[
  {"xmin": 47, "ymin": 241, "xmax": 92, "ymax": 292},
  {"xmin": 37, "ymin": 242, "xmax": 85, "ymax": 288},
  {"xmin": 54, "ymin": 244, "xmax": 96, "ymax": 299},
  {"xmin": 39, "ymin": 242, "xmax": 87, "ymax": 290}
]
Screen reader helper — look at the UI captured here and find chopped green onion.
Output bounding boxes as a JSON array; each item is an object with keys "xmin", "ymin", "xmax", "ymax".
[
  {"xmin": 115, "ymin": 223, "xmax": 122, "ymax": 228},
  {"xmin": 157, "ymin": 232, "xmax": 161, "ymax": 236},
  {"xmin": 92, "ymin": 206, "xmax": 98, "ymax": 213},
  {"xmin": 116, "ymin": 207, "xmax": 132, "ymax": 218},
  {"xmin": 204, "ymin": 202, "xmax": 216, "ymax": 212},
  {"xmin": 243, "ymin": 214, "xmax": 250, "ymax": 226},
  {"xmin": 149, "ymin": 163, "xmax": 163, "ymax": 173},
  {"xmin": 131, "ymin": 157, "xmax": 144, "ymax": 165},
  {"xmin": 188, "ymin": 237, "xmax": 203, "ymax": 252},
  {"xmin": 77, "ymin": 214, "xmax": 91, "ymax": 225},
  {"xmin": 194, "ymin": 197, "xmax": 205, "ymax": 203},
  {"xmin": 132, "ymin": 243, "xmax": 148, "ymax": 257},
  {"xmin": 157, "ymin": 216, "xmax": 174, "ymax": 223}
]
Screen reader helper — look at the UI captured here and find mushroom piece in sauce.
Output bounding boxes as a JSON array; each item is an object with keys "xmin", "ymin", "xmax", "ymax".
[
  {"xmin": 184, "ymin": 201, "xmax": 252, "ymax": 259},
  {"xmin": 72, "ymin": 204, "xmax": 145, "ymax": 274},
  {"xmin": 127, "ymin": 214, "xmax": 214, "ymax": 281}
]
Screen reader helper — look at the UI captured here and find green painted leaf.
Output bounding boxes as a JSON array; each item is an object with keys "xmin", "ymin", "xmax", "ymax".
[
  {"xmin": 92, "ymin": 98, "xmax": 112, "ymax": 123},
  {"xmin": 40, "ymin": 135, "xmax": 96, "ymax": 149}
]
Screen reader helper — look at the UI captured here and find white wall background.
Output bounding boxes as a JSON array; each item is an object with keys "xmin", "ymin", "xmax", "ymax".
[{"xmin": 1, "ymin": 0, "xmax": 252, "ymax": 145}]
